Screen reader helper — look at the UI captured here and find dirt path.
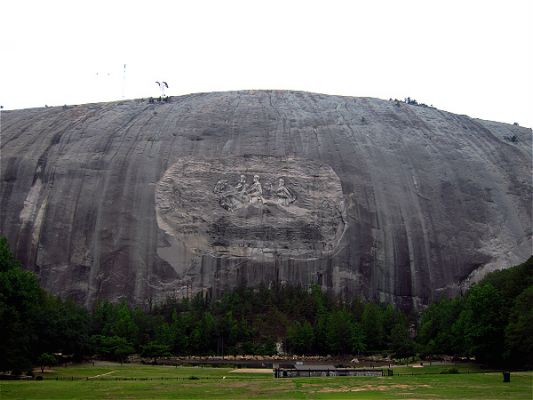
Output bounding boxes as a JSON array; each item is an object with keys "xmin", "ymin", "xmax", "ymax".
[{"xmin": 88, "ymin": 370, "xmax": 117, "ymax": 379}]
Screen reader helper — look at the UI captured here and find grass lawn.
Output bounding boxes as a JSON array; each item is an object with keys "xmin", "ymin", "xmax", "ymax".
[{"xmin": 0, "ymin": 363, "xmax": 531, "ymax": 399}]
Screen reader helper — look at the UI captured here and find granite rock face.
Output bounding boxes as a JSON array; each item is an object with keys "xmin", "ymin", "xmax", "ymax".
[{"xmin": 1, "ymin": 91, "xmax": 531, "ymax": 309}]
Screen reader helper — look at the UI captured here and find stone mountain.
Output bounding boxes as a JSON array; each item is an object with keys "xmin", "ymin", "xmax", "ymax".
[{"xmin": 1, "ymin": 90, "xmax": 531, "ymax": 310}]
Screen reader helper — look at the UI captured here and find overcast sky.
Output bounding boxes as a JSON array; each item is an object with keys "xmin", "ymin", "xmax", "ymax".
[{"xmin": 1, "ymin": 0, "xmax": 532, "ymax": 127}]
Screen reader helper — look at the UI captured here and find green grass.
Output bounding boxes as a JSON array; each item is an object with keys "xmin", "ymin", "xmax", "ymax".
[
  {"xmin": 33, "ymin": 362, "xmax": 235, "ymax": 379},
  {"xmin": 1, "ymin": 363, "xmax": 531, "ymax": 399},
  {"xmin": 391, "ymin": 362, "xmax": 486, "ymax": 375}
]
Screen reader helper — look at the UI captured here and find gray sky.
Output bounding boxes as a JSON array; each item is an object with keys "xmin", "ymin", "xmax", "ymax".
[{"xmin": 1, "ymin": 0, "xmax": 532, "ymax": 127}]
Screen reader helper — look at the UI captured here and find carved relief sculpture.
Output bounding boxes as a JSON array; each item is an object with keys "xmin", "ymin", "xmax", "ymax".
[
  {"xmin": 247, "ymin": 175, "xmax": 263, "ymax": 204},
  {"xmin": 214, "ymin": 174, "xmax": 297, "ymax": 211},
  {"xmin": 157, "ymin": 156, "xmax": 346, "ymax": 264},
  {"xmin": 275, "ymin": 178, "xmax": 296, "ymax": 206}
]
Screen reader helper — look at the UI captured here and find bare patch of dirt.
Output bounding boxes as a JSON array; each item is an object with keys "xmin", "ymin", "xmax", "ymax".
[{"xmin": 317, "ymin": 384, "xmax": 431, "ymax": 393}]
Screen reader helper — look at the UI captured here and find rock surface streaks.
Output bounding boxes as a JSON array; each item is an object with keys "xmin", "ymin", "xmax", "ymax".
[{"xmin": 0, "ymin": 90, "xmax": 531, "ymax": 310}]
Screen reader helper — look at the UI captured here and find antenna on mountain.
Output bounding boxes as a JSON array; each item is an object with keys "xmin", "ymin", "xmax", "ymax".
[{"xmin": 121, "ymin": 64, "xmax": 127, "ymax": 99}]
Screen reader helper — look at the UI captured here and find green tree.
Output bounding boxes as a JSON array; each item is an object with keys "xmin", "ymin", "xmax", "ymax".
[
  {"xmin": 132, "ymin": 306, "xmax": 159, "ymax": 348},
  {"xmin": 313, "ymin": 312, "xmax": 329, "ymax": 354},
  {"xmin": 504, "ymin": 286, "xmax": 533, "ymax": 367},
  {"xmin": 200, "ymin": 312, "xmax": 217, "ymax": 353},
  {"xmin": 361, "ymin": 303, "xmax": 384, "ymax": 350},
  {"xmin": 111, "ymin": 303, "xmax": 138, "ymax": 344},
  {"xmin": 188, "ymin": 326, "xmax": 203, "ymax": 354},
  {"xmin": 0, "ymin": 237, "xmax": 21, "ymax": 272},
  {"xmin": 453, "ymin": 283, "xmax": 505, "ymax": 364},
  {"xmin": 155, "ymin": 321, "xmax": 175, "ymax": 348},
  {"xmin": 286, "ymin": 321, "xmax": 314, "ymax": 354},
  {"xmin": 0, "ymin": 237, "xmax": 43, "ymax": 373},
  {"xmin": 90, "ymin": 335, "xmax": 134, "ymax": 363},
  {"xmin": 390, "ymin": 317, "xmax": 416, "ymax": 358},
  {"xmin": 218, "ymin": 311, "xmax": 239, "ymax": 350},
  {"xmin": 170, "ymin": 312, "xmax": 189, "ymax": 355},
  {"xmin": 482, "ymin": 257, "xmax": 532, "ymax": 303},
  {"xmin": 33, "ymin": 294, "xmax": 89, "ymax": 360},
  {"xmin": 141, "ymin": 341, "xmax": 171, "ymax": 363},
  {"xmin": 382, "ymin": 304, "xmax": 397, "ymax": 344},
  {"xmin": 351, "ymin": 322, "xmax": 366, "ymax": 354},
  {"xmin": 326, "ymin": 310, "xmax": 358, "ymax": 355},
  {"xmin": 417, "ymin": 298, "xmax": 462, "ymax": 356},
  {"xmin": 37, "ymin": 353, "xmax": 56, "ymax": 373},
  {"xmin": 91, "ymin": 301, "xmax": 116, "ymax": 337}
]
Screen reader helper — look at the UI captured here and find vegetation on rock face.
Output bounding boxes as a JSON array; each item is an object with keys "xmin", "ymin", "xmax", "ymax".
[{"xmin": 0, "ymin": 236, "xmax": 531, "ymax": 374}]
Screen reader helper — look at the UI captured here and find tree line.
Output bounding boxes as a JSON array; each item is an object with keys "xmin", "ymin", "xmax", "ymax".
[
  {"xmin": 417, "ymin": 256, "xmax": 532, "ymax": 367},
  {"xmin": 1, "ymin": 236, "xmax": 531, "ymax": 374}
]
